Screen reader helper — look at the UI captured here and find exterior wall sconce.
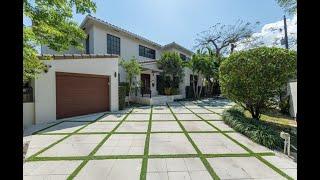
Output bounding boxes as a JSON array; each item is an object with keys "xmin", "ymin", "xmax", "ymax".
[
  {"xmin": 114, "ymin": 72, "xmax": 117, "ymax": 78},
  {"xmin": 44, "ymin": 65, "xmax": 52, "ymax": 73}
]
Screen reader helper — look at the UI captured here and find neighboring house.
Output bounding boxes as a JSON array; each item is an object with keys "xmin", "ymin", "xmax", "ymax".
[{"xmin": 42, "ymin": 15, "xmax": 198, "ymax": 101}]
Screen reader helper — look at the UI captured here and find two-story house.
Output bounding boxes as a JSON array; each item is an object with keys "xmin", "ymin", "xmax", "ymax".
[
  {"xmin": 41, "ymin": 15, "xmax": 198, "ymax": 101},
  {"xmin": 25, "ymin": 15, "xmax": 200, "ymax": 127}
]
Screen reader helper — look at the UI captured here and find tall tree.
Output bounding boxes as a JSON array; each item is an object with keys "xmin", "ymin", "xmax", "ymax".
[
  {"xmin": 23, "ymin": 0, "xmax": 96, "ymax": 83},
  {"xmin": 195, "ymin": 20, "xmax": 259, "ymax": 63},
  {"xmin": 276, "ymin": 0, "xmax": 297, "ymax": 15},
  {"xmin": 188, "ymin": 50, "xmax": 219, "ymax": 99}
]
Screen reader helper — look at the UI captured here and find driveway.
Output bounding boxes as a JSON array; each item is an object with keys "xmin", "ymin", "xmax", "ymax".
[{"xmin": 23, "ymin": 98, "xmax": 297, "ymax": 180}]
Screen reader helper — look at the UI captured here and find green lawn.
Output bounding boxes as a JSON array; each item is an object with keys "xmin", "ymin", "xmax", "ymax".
[{"xmin": 244, "ymin": 109, "xmax": 296, "ymax": 127}]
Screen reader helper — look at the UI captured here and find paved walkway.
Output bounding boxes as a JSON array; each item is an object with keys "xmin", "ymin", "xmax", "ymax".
[{"xmin": 23, "ymin": 98, "xmax": 297, "ymax": 180}]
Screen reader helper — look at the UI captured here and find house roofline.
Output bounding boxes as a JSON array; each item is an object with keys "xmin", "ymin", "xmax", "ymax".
[
  {"xmin": 80, "ymin": 15, "xmax": 194, "ymax": 54},
  {"xmin": 162, "ymin": 42, "xmax": 194, "ymax": 55},
  {"xmin": 81, "ymin": 15, "xmax": 162, "ymax": 48},
  {"xmin": 38, "ymin": 54, "xmax": 119, "ymax": 60}
]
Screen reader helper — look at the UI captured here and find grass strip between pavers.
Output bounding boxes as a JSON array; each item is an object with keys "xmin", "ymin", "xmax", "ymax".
[
  {"xmin": 167, "ymin": 103, "xmax": 221, "ymax": 180},
  {"xmin": 31, "ymin": 121, "xmax": 66, "ymax": 135},
  {"xmin": 37, "ymin": 130, "xmax": 236, "ymax": 136},
  {"xmin": 139, "ymin": 106, "xmax": 153, "ymax": 180},
  {"xmin": 26, "ymin": 112, "xmax": 108, "ymax": 161},
  {"xmin": 67, "ymin": 109, "xmax": 134, "ymax": 180},
  {"xmin": 25, "ymin": 152, "xmax": 275, "ymax": 162},
  {"xmin": 181, "ymin": 103, "xmax": 294, "ymax": 180}
]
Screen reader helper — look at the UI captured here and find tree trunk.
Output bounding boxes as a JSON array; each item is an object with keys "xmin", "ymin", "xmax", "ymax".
[
  {"xmin": 128, "ymin": 78, "xmax": 132, "ymax": 106},
  {"xmin": 249, "ymin": 106, "xmax": 261, "ymax": 120},
  {"xmin": 198, "ymin": 84, "xmax": 203, "ymax": 99},
  {"xmin": 230, "ymin": 43, "xmax": 236, "ymax": 54},
  {"xmin": 192, "ymin": 78, "xmax": 196, "ymax": 99}
]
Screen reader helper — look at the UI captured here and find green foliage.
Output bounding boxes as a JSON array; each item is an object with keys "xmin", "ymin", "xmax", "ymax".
[
  {"xmin": 222, "ymin": 108, "xmax": 283, "ymax": 149},
  {"xmin": 219, "ymin": 47, "xmax": 296, "ymax": 119},
  {"xmin": 118, "ymin": 85, "xmax": 127, "ymax": 110},
  {"xmin": 187, "ymin": 50, "xmax": 219, "ymax": 99},
  {"xmin": 185, "ymin": 86, "xmax": 205, "ymax": 99},
  {"xmin": 279, "ymin": 96, "xmax": 290, "ymax": 115},
  {"xmin": 120, "ymin": 57, "xmax": 142, "ymax": 104},
  {"xmin": 276, "ymin": 0, "xmax": 297, "ymax": 15},
  {"xmin": 23, "ymin": 0, "xmax": 96, "ymax": 82},
  {"xmin": 157, "ymin": 52, "xmax": 184, "ymax": 88},
  {"xmin": 164, "ymin": 87, "xmax": 172, "ymax": 95},
  {"xmin": 119, "ymin": 82, "xmax": 130, "ymax": 96}
]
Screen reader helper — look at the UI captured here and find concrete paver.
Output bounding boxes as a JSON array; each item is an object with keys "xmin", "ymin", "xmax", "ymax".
[
  {"xmin": 74, "ymin": 159, "xmax": 142, "ymax": 180},
  {"xmin": 152, "ymin": 113, "xmax": 175, "ymax": 121},
  {"xmin": 116, "ymin": 122, "xmax": 148, "ymax": 132},
  {"xmin": 38, "ymin": 134, "xmax": 105, "ymax": 157},
  {"xmin": 149, "ymin": 133, "xmax": 197, "ymax": 155},
  {"xmin": 189, "ymin": 133, "xmax": 247, "ymax": 154},
  {"xmin": 207, "ymin": 157, "xmax": 285, "ymax": 179},
  {"xmin": 24, "ymin": 160, "xmax": 82, "ymax": 180},
  {"xmin": 95, "ymin": 134, "xmax": 146, "ymax": 155},
  {"xmin": 151, "ymin": 121, "xmax": 182, "ymax": 132},
  {"xmin": 181, "ymin": 121, "xmax": 217, "ymax": 131}
]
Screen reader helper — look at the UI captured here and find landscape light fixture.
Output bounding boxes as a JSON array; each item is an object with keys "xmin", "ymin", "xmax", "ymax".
[{"xmin": 280, "ymin": 131, "xmax": 291, "ymax": 156}]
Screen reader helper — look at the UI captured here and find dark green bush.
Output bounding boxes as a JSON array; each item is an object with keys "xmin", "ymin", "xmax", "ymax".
[
  {"xmin": 222, "ymin": 108, "xmax": 283, "ymax": 149},
  {"xmin": 219, "ymin": 47, "xmax": 296, "ymax": 119},
  {"xmin": 279, "ymin": 96, "xmax": 290, "ymax": 115},
  {"xmin": 118, "ymin": 85, "xmax": 127, "ymax": 110}
]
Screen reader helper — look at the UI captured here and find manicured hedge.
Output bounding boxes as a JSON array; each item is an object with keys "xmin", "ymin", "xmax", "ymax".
[
  {"xmin": 118, "ymin": 85, "xmax": 127, "ymax": 110},
  {"xmin": 222, "ymin": 107, "xmax": 283, "ymax": 149}
]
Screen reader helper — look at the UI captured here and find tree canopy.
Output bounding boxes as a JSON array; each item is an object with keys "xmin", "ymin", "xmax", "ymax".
[
  {"xmin": 219, "ymin": 47, "xmax": 296, "ymax": 119},
  {"xmin": 157, "ymin": 51, "xmax": 184, "ymax": 88},
  {"xmin": 276, "ymin": 0, "xmax": 297, "ymax": 15},
  {"xmin": 23, "ymin": 0, "xmax": 96, "ymax": 83},
  {"xmin": 120, "ymin": 57, "xmax": 142, "ymax": 104},
  {"xmin": 195, "ymin": 20, "xmax": 259, "ymax": 60}
]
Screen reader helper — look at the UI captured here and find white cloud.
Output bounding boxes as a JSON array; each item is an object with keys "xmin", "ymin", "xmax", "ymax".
[{"xmin": 236, "ymin": 14, "xmax": 297, "ymax": 51}]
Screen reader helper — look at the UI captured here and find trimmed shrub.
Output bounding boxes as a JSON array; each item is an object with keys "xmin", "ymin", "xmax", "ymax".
[
  {"xmin": 219, "ymin": 47, "xmax": 296, "ymax": 119},
  {"xmin": 222, "ymin": 107, "xmax": 283, "ymax": 149},
  {"xmin": 118, "ymin": 85, "xmax": 126, "ymax": 110}
]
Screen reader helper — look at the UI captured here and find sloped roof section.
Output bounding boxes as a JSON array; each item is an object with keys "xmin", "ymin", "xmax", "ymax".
[
  {"xmin": 162, "ymin": 42, "xmax": 194, "ymax": 55},
  {"xmin": 81, "ymin": 15, "xmax": 162, "ymax": 48},
  {"xmin": 80, "ymin": 15, "xmax": 194, "ymax": 55}
]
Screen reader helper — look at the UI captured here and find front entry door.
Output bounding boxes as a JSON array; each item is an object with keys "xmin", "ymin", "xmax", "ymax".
[{"xmin": 141, "ymin": 74, "xmax": 150, "ymax": 95}]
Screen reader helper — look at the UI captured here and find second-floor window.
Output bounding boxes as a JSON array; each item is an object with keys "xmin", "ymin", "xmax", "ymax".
[
  {"xmin": 85, "ymin": 35, "xmax": 90, "ymax": 54},
  {"xmin": 180, "ymin": 53, "xmax": 187, "ymax": 61},
  {"xmin": 107, "ymin": 34, "xmax": 120, "ymax": 55},
  {"xmin": 139, "ymin": 45, "xmax": 156, "ymax": 59}
]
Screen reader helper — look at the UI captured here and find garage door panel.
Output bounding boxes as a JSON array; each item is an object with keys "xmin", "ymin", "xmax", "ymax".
[{"xmin": 56, "ymin": 72, "xmax": 110, "ymax": 119}]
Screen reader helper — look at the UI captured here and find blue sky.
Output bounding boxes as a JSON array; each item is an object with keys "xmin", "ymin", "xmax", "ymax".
[{"xmin": 25, "ymin": 0, "xmax": 291, "ymax": 51}]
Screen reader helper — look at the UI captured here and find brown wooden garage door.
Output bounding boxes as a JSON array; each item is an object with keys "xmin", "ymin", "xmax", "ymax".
[{"xmin": 56, "ymin": 72, "xmax": 110, "ymax": 119}]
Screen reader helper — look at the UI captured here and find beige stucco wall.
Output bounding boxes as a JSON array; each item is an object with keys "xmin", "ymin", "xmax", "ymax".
[
  {"xmin": 34, "ymin": 58, "xmax": 119, "ymax": 124},
  {"xmin": 92, "ymin": 24, "xmax": 162, "ymax": 83},
  {"xmin": 23, "ymin": 102, "xmax": 35, "ymax": 128}
]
